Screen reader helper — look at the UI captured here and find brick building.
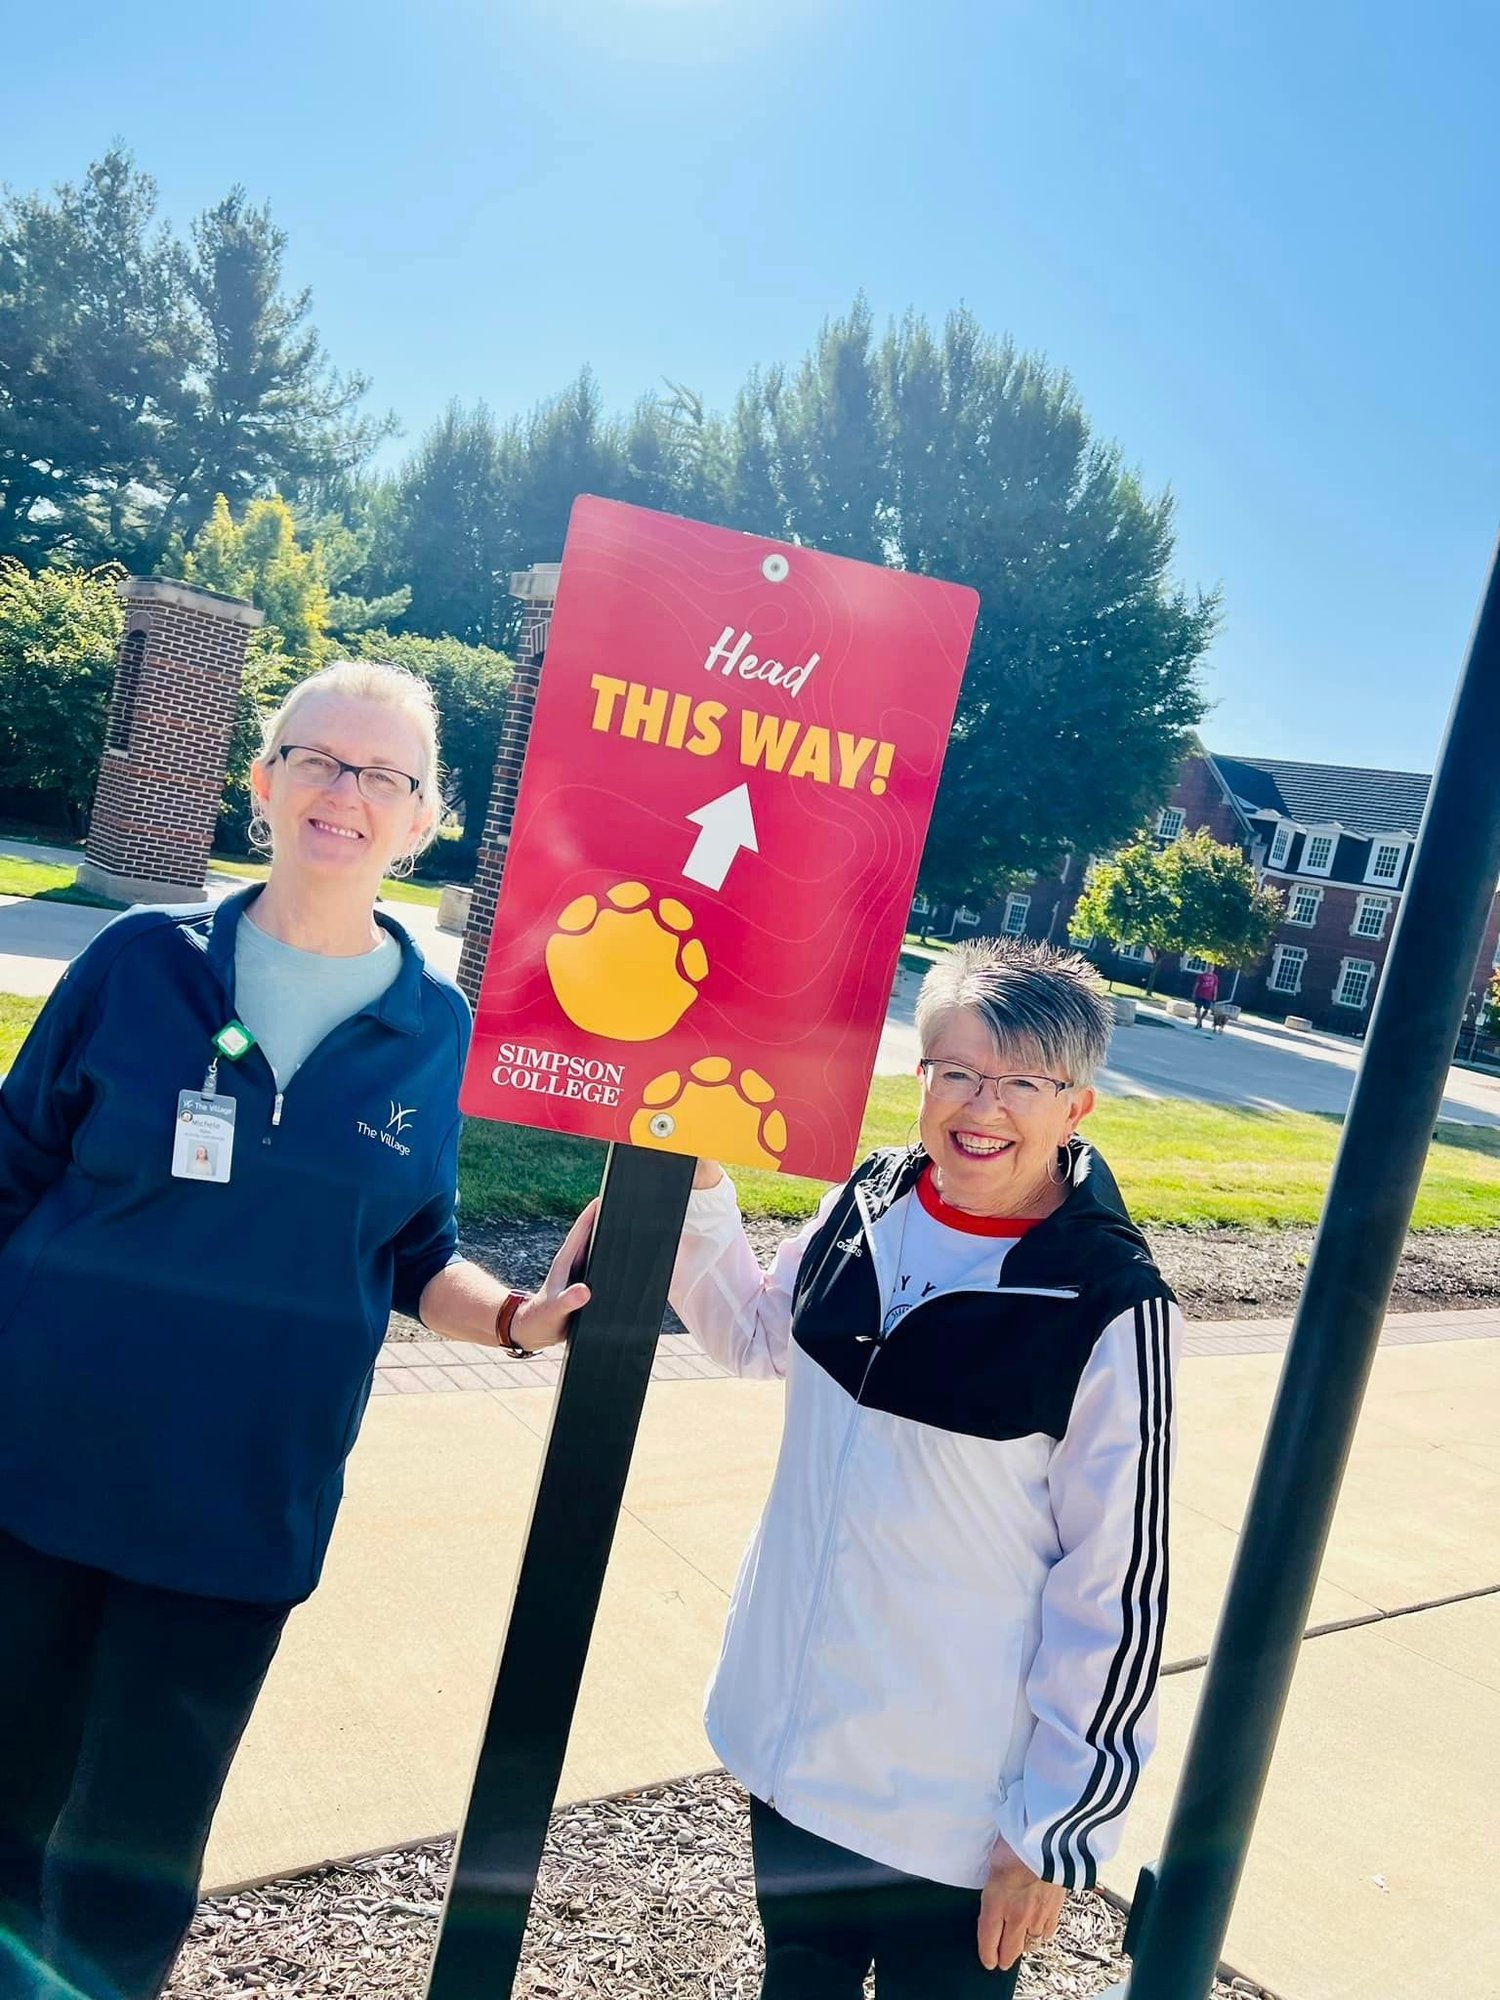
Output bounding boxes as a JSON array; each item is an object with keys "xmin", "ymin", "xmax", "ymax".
[
  {"xmin": 941, "ymin": 746, "xmax": 1500, "ymax": 1037},
  {"xmin": 77, "ymin": 577, "xmax": 263, "ymax": 904},
  {"xmin": 455, "ymin": 564, "xmax": 559, "ymax": 1006}
]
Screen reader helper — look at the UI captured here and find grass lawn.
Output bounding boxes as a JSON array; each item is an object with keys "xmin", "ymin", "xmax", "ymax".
[
  {"xmin": 208, "ymin": 856, "xmax": 442, "ymax": 908},
  {"xmin": 3, "ymin": 984, "xmax": 1495, "ymax": 1233},
  {"xmin": 458, "ymin": 1077, "xmax": 1500, "ymax": 1232},
  {"xmin": 0, "ymin": 993, "xmax": 45, "ymax": 1069},
  {"xmin": 0, "ymin": 857, "xmax": 126, "ymax": 910}
]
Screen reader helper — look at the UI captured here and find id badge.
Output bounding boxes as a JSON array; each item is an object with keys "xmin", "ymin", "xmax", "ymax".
[{"xmin": 172, "ymin": 1091, "xmax": 237, "ymax": 1184}]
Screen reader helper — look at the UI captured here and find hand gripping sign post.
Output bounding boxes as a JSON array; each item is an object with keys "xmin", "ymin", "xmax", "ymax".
[{"xmin": 425, "ymin": 497, "xmax": 977, "ymax": 1997}]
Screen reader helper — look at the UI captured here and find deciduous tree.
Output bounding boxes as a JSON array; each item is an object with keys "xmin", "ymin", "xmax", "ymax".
[
  {"xmin": 1070, "ymin": 828, "xmax": 1282, "ymax": 992},
  {"xmin": 0, "ymin": 558, "xmax": 123, "ymax": 825},
  {"xmin": 1162, "ymin": 828, "xmax": 1283, "ymax": 972}
]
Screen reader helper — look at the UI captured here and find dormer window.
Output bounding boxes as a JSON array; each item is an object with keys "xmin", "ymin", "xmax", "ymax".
[
  {"xmin": 1367, "ymin": 839, "xmax": 1406, "ymax": 885},
  {"xmin": 1301, "ymin": 830, "xmax": 1338, "ymax": 877},
  {"xmin": 1156, "ymin": 807, "xmax": 1185, "ymax": 842},
  {"xmin": 1267, "ymin": 823, "xmax": 1294, "ymax": 869}
]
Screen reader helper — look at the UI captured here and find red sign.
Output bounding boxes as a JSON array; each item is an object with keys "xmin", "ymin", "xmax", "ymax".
[{"xmin": 461, "ymin": 498, "xmax": 978, "ymax": 1181}]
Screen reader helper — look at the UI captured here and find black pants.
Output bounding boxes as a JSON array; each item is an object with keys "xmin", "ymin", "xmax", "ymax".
[
  {"xmin": 750, "ymin": 1797, "xmax": 1018, "ymax": 1999},
  {"xmin": 0, "ymin": 1528, "xmax": 291, "ymax": 2000}
]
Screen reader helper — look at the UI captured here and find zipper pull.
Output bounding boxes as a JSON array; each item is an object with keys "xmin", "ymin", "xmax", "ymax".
[{"xmin": 271, "ymin": 1093, "xmax": 284, "ymax": 1128}]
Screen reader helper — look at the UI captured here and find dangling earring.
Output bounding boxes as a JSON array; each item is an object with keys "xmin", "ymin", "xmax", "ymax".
[
  {"xmin": 247, "ymin": 806, "xmax": 273, "ymax": 856},
  {"xmin": 1048, "ymin": 1144, "xmax": 1071, "ymax": 1186}
]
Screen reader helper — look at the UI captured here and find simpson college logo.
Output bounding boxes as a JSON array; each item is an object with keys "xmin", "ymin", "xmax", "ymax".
[{"xmin": 356, "ymin": 1102, "xmax": 416, "ymax": 1157}]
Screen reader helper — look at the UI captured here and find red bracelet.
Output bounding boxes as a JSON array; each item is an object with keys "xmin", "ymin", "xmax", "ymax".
[{"xmin": 494, "ymin": 1290, "xmax": 535, "ymax": 1358}]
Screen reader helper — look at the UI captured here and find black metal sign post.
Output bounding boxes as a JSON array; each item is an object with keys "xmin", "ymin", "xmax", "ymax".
[
  {"xmin": 425, "ymin": 1141, "xmax": 697, "ymax": 2000},
  {"xmin": 1102, "ymin": 536, "xmax": 1500, "ymax": 1999}
]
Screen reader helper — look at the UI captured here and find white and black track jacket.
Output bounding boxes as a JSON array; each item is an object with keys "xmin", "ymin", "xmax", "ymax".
[{"xmin": 669, "ymin": 1142, "xmax": 1182, "ymax": 1894}]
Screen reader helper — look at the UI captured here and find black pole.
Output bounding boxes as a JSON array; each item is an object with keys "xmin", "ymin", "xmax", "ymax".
[
  {"xmin": 425, "ymin": 1141, "xmax": 696, "ymax": 1999},
  {"xmin": 1107, "ymin": 538, "xmax": 1500, "ymax": 1999}
]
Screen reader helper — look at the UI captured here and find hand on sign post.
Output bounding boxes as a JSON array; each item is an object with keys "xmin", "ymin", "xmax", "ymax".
[
  {"xmin": 692, "ymin": 1158, "xmax": 725, "ymax": 1191},
  {"xmin": 977, "ymin": 1834, "xmax": 1065, "ymax": 1973},
  {"xmin": 512, "ymin": 1202, "xmax": 596, "ymax": 1351}
]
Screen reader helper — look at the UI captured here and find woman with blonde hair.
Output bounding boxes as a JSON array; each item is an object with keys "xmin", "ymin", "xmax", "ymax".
[{"xmin": 0, "ymin": 661, "xmax": 590, "ymax": 2000}]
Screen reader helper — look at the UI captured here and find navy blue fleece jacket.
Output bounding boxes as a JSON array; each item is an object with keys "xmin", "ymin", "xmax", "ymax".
[{"xmin": 0, "ymin": 887, "xmax": 470, "ymax": 1602}]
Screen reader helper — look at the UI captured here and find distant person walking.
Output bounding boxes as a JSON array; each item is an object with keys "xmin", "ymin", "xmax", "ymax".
[
  {"xmin": 0, "ymin": 662, "xmax": 589, "ymax": 2000},
  {"xmin": 1192, "ymin": 965, "xmax": 1219, "ymax": 1028}
]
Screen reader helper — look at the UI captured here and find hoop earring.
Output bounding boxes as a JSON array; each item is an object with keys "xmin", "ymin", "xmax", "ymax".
[
  {"xmin": 1048, "ymin": 1144, "xmax": 1071, "ymax": 1186},
  {"xmin": 247, "ymin": 807, "xmax": 273, "ymax": 856},
  {"xmin": 388, "ymin": 848, "xmax": 417, "ymax": 881}
]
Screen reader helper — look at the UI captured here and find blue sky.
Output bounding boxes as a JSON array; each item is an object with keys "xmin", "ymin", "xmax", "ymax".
[{"xmin": 5, "ymin": 0, "xmax": 1496, "ymax": 775}]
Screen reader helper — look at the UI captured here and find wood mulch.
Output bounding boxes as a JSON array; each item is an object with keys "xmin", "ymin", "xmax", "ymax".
[
  {"xmin": 169, "ymin": 1772, "xmax": 1274, "ymax": 1999},
  {"xmin": 380, "ymin": 1215, "xmax": 1500, "ymax": 1342}
]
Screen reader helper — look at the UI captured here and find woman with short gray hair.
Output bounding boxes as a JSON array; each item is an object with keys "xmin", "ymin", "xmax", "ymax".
[{"xmin": 669, "ymin": 937, "xmax": 1181, "ymax": 1997}]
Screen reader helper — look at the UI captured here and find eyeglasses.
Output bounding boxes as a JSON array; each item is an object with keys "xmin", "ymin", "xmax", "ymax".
[
  {"xmin": 917, "ymin": 1060, "xmax": 1073, "ymax": 1111},
  {"xmin": 277, "ymin": 745, "xmax": 422, "ymax": 804}
]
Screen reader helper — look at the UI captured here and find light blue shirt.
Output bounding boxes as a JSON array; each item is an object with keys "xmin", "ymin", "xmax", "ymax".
[{"xmin": 234, "ymin": 913, "xmax": 402, "ymax": 1087}]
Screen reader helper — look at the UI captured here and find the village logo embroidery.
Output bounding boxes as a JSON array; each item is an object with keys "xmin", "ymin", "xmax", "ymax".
[{"xmin": 356, "ymin": 1102, "xmax": 416, "ymax": 1157}]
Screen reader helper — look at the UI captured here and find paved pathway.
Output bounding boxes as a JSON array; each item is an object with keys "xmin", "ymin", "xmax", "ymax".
[
  {"xmin": 0, "ymin": 839, "xmax": 461, "ymax": 993},
  {"xmin": 878, "ymin": 955, "xmax": 1500, "ymax": 1125},
  {"xmin": 377, "ymin": 1304, "xmax": 1500, "ymax": 1401},
  {"xmin": 5, "ymin": 849, "xmax": 1495, "ymax": 1126},
  {"xmin": 210, "ymin": 1320, "xmax": 1500, "ymax": 2000}
]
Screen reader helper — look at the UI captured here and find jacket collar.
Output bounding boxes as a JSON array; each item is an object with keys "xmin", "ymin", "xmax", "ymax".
[
  {"xmin": 192, "ymin": 882, "xmax": 429, "ymax": 1036},
  {"xmin": 861, "ymin": 1136, "xmax": 1120, "ymax": 1224}
]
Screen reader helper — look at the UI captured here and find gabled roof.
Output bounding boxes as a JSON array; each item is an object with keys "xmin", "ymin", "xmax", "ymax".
[{"xmin": 1211, "ymin": 754, "xmax": 1429, "ymax": 840}]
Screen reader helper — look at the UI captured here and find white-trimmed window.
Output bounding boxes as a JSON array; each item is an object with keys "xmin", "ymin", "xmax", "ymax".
[
  {"xmin": 1156, "ymin": 807, "xmax": 1185, "ymax": 842},
  {"xmin": 1335, "ymin": 957, "xmax": 1376, "ymax": 1009},
  {"xmin": 1118, "ymin": 940, "xmax": 1149, "ymax": 961},
  {"xmin": 1301, "ymin": 830, "xmax": 1337, "ymax": 876},
  {"xmin": 1352, "ymin": 894, "xmax": 1391, "ymax": 941},
  {"xmin": 1269, "ymin": 945, "xmax": 1307, "ymax": 995},
  {"xmin": 1003, "ymin": 893, "xmax": 1030, "ymax": 936},
  {"xmin": 955, "ymin": 905, "xmax": 980, "ymax": 927},
  {"xmin": 1366, "ymin": 840, "xmax": 1405, "ymax": 885},
  {"xmin": 911, "ymin": 893, "xmax": 930, "ymax": 918},
  {"xmin": 1182, "ymin": 953, "xmax": 1212, "ymax": 974},
  {"xmin": 1267, "ymin": 823, "xmax": 1294, "ymax": 869},
  {"xmin": 1287, "ymin": 884, "xmax": 1323, "ymax": 926}
]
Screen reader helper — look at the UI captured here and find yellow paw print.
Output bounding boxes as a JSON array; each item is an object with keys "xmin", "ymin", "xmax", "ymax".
[
  {"xmin": 629, "ymin": 1059, "xmax": 789, "ymax": 1169},
  {"xmin": 545, "ymin": 882, "xmax": 708, "ymax": 1042}
]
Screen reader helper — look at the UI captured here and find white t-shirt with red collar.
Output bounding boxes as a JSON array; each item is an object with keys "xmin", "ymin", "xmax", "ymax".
[{"xmin": 879, "ymin": 1167, "xmax": 1041, "ymax": 1336}]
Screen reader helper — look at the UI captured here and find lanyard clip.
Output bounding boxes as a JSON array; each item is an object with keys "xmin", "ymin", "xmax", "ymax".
[{"xmin": 203, "ymin": 1060, "xmax": 219, "ymax": 1097}]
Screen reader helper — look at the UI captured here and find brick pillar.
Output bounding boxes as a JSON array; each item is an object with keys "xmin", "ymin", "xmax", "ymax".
[
  {"xmin": 457, "ymin": 563, "xmax": 561, "ymax": 1004},
  {"xmin": 78, "ymin": 577, "xmax": 264, "ymax": 904}
]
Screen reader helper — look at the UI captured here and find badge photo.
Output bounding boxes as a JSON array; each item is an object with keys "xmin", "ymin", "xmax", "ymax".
[{"xmin": 172, "ymin": 1090, "xmax": 238, "ymax": 1184}]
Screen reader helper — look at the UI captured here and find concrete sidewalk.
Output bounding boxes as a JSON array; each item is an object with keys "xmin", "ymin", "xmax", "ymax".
[
  {"xmin": 206, "ymin": 1312, "xmax": 1500, "ymax": 2000},
  {"xmin": 0, "ymin": 859, "xmax": 461, "ymax": 992}
]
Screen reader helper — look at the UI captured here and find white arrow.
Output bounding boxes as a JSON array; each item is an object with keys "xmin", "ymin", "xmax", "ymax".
[{"xmin": 682, "ymin": 783, "xmax": 759, "ymax": 892}]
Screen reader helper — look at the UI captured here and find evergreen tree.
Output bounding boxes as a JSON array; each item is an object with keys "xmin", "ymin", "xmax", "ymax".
[
  {"xmin": 0, "ymin": 150, "xmax": 189, "ymax": 561},
  {"xmin": 0, "ymin": 152, "xmax": 384, "ymax": 565}
]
